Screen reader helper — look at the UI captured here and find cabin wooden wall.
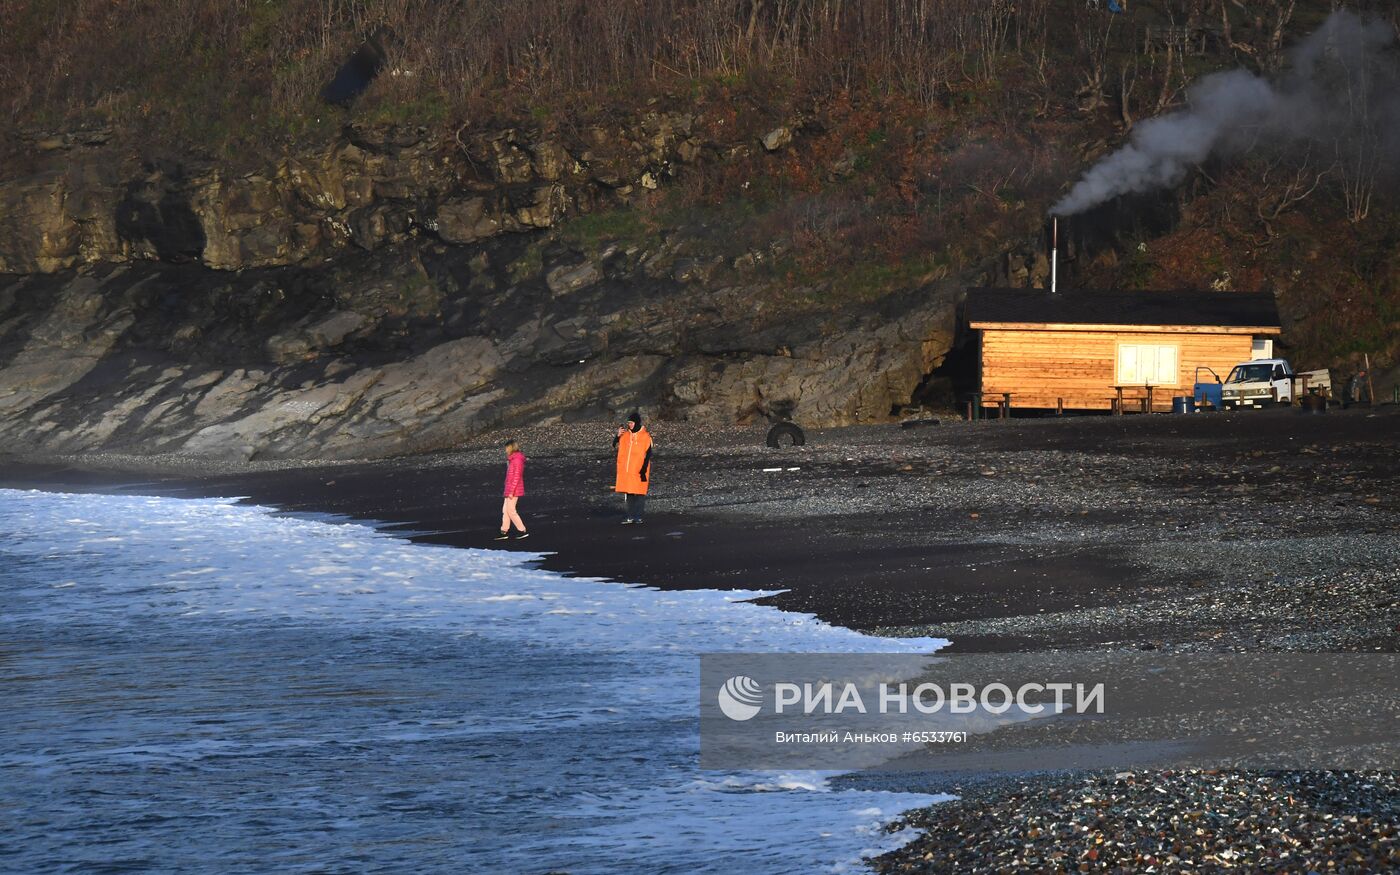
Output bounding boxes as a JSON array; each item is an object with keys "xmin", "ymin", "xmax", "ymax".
[{"xmin": 979, "ymin": 328, "xmax": 1257, "ymax": 410}]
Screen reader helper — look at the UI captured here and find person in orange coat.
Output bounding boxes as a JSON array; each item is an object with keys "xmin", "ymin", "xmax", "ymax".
[{"xmin": 613, "ymin": 410, "xmax": 652, "ymax": 524}]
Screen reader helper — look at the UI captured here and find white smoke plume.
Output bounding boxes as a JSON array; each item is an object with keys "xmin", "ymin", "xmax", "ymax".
[{"xmin": 1052, "ymin": 11, "xmax": 1400, "ymax": 216}]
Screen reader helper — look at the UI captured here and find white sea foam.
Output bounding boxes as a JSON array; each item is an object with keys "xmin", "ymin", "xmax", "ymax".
[{"xmin": 1, "ymin": 488, "xmax": 951, "ymax": 873}]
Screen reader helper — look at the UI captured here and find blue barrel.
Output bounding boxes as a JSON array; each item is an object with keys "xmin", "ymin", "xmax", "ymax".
[{"xmin": 1172, "ymin": 396, "xmax": 1194, "ymax": 414}]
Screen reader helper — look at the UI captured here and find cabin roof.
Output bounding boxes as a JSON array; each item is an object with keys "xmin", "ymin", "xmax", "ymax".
[{"xmin": 965, "ymin": 289, "xmax": 1280, "ymax": 330}]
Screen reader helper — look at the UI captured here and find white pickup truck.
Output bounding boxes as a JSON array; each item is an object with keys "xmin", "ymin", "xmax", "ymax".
[{"xmin": 1221, "ymin": 358, "xmax": 1331, "ymax": 409}]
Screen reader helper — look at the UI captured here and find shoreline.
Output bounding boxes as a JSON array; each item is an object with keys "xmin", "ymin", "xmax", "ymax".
[
  {"xmin": 2, "ymin": 483, "xmax": 948, "ymax": 874},
  {"xmin": 5, "ymin": 410, "xmax": 1399, "ymax": 871},
  {"xmin": 4, "ymin": 410, "xmax": 1398, "ymax": 652}
]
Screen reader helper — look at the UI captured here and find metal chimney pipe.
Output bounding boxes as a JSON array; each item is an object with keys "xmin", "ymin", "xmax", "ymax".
[{"xmin": 1051, "ymin": 217, "xmax": 1059, "ymax": 295}]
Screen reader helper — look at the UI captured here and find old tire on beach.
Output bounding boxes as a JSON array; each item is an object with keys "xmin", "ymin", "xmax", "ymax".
[{"xmin": 766, "ymin": 422, "xmax": 806, "ymax": 448}]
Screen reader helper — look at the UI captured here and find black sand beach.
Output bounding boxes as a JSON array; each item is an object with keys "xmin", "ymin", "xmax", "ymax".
[
  {"xmin": 5, "ymin": 408, "xmax": 1398, "ymax": 652},
  {"xmin": 5, "ymin": 409, "xmax": 1399, "ymax": 872}
]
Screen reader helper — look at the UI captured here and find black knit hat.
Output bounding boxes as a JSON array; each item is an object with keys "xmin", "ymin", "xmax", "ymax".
[{"xmin": 627, "ymin": 410, "xmax": 642, "ymax": 428}]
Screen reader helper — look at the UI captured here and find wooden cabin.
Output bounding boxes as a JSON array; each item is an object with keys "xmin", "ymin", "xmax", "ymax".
[{"xmin": 964, "ymin": 289, "xmax": 1282, "ymax": 412}]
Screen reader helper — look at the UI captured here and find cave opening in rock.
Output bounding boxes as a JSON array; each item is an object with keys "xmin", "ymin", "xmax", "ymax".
[{"xmin": 901, "ymin": 336, "xmax": 977, "ymax": 417}]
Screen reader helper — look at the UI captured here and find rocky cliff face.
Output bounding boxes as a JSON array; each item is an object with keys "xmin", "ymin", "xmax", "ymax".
[
  {"xmin": 1, "ymin": 113, "xmax": 705, "ymax": 274},
  {"xmin": 0, "ymin": 116, "xmax": 962, "ymax": 460}
]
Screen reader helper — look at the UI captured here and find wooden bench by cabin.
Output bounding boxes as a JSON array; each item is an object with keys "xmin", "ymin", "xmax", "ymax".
[
  {"xmin": 963, "ymin": 391, "xmax": 1012, "ymax": 420},
  {"xmin": 1110, "ymin": 384, "xmax": 1162, "ymax": 415}
]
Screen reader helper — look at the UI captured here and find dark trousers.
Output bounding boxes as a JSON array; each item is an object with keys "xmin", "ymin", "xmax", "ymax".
[{"xmin": 625, "ymin": 493, "xmax": 647, "ymax": 520}]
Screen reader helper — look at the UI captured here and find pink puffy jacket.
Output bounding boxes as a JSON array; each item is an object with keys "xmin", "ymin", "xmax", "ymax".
[{"xmin": 503, "ymin": 451, "xmax": 526, "ymax": 497}]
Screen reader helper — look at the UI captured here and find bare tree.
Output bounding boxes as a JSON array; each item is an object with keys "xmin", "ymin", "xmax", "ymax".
[
  {"xmin": 1150, "ymin": 36, "xmax": 1190, "ymax": 115},
  {"xmin": 1323, "ymin": 15, "xmax": 1390, "ymax": 225},
  {"xmin": 1119, "ymin": 56, "xmax": 1139, "ymax": 131},
  {"xmin": 1251, "ymin": 148, "xmax": 1335, "ymax": 235},
  {"xmin": 1074, "ymin": 10, "xmax": 1119, "ymax": 113},
  {"xmin": 1218, "ymin": 0, "xmax": 1298, "ymax": 71}
]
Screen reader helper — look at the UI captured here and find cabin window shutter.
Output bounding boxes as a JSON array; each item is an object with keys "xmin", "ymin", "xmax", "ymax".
[
  {"xmin": 1120, "ymin": 346, "xmax": 1136, "ymax": 382},
  {"xmin": 1154, "ymin": 345, "xmax": 1178, "ymax": 385},
  {"xmin": 1116, "ymin": 343, "xmax": 1180, "ymax": 386}
]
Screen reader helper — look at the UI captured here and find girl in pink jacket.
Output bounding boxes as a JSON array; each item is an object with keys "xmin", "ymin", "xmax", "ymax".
[{"xmin": 496, "ymin": 439, "xmax": 529, "ymax": 540}]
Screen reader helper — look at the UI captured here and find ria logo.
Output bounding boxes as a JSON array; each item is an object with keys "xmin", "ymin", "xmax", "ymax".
[{"xmin": 717, "ymin": 675, "xmax": 763, "ymax": 721}]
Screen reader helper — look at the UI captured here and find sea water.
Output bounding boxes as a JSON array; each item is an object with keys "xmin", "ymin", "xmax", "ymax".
[{"xmin": 0, "ymin": 488, "xmax": 949, "ymax": 873}]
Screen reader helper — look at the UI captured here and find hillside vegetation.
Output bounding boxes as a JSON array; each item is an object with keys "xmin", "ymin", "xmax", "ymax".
[{"xmin": 2, "ymin": 0, "xmax": 1398, "ymax": 375}]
